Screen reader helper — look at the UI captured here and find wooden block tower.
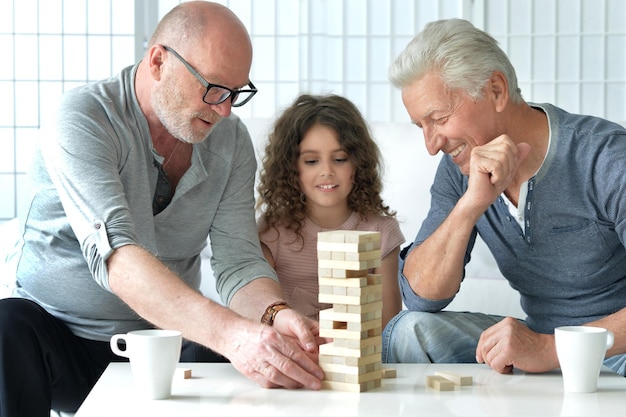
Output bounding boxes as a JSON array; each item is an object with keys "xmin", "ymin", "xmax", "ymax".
[{"xmin": 317, "ymin": 230, "xmax": 383, "ymax": 392}]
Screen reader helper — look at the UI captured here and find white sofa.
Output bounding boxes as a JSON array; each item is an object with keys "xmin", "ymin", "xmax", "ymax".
[{"xmin": 0, "ymin": 120, "xmax": 524, "ymax": 320}]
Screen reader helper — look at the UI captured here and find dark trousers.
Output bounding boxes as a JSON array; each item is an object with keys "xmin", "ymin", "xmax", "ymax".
[{"xmin": 0, "ymin": 298, "xmax": 228, "ymax": 417}]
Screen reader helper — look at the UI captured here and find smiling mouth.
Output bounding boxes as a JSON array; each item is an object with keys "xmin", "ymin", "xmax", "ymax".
[
  {"xmin": 450, "ymin": 144, "xmax": 466, "ymax": 158},
  {"xmin": 317, "ymin": 184, "xmax": 338, "ymax": 190}
]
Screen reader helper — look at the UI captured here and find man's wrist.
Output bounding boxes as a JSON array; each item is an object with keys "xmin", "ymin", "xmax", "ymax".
[{"xmin": 260, "ymin": 301, "xmax": 290, "ymax": 326}]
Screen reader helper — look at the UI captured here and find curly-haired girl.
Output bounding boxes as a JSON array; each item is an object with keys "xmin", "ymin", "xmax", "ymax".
[{"xmin": 256, "ymin": 94, "xmax": 404, "ymax": 328}]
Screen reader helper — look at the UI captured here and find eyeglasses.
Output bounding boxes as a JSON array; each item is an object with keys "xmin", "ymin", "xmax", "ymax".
[{"xmin": 162, "ymin": 45, "xmax": 257, "ymax": 107}]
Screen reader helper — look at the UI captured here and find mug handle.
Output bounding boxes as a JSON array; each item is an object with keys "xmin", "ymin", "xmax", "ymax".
[
  {"xmin": 606, "ymin": 330, "xmax": 615, "ymax": 350},
  {"xmin": 110, "ymin": 334, "xmax": 130, "ymax": 358}
]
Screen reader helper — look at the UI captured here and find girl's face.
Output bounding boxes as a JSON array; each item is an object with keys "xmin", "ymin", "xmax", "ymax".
[{"xmin": 297, "ymin": 124, "xmax": 356, "ymax": 216}]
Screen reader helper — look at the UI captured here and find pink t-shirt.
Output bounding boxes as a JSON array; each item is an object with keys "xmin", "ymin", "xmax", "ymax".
[{"xmin": 258, "ymin": 212, "xmax": 405, "ymax": 319}]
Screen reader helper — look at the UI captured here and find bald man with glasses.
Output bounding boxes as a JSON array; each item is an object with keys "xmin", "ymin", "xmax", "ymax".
[{"xmin": 0, "ymin": 2, "xmax": 323, "ymax": 416}]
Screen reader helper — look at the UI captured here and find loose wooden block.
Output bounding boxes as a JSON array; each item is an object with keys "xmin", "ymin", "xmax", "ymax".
[
  {"xmin": 382, "ymin": 368, "xmax": 397, "ymax": 379},
  {"xmin": 426, "ymin": 375, "xmax": 455, "ymax": 391},
  {"xmin": 434, "ymin": 371, "xmax": 473, "ymax": 386}
]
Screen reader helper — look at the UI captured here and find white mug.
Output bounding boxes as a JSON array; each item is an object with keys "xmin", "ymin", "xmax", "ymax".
[
  {"xmin": 554, "ymin": 326, "xmax": 614, "ymax": 393},
  {"xmin": 110, "ymin": 329, "xmax": 182, "ymax": 399}
]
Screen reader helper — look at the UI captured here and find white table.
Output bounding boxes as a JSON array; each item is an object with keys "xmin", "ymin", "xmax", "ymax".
[{"xmin": 75, "ymin": 363, "xmax": 625, "ymax": 416}]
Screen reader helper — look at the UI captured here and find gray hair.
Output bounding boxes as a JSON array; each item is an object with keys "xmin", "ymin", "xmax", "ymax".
[{"xmin": 389, "ymin": 19, "xmax": 523, "ymax": 104}]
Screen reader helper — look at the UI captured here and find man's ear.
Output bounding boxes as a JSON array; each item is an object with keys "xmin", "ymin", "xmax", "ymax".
[
  {"xmin": 489, "ymin": 71, "xmax": 509, "ymax": 112},
  {"xmin": 147, "ymin": 45, "xmax": 166, "ymax": 81}
]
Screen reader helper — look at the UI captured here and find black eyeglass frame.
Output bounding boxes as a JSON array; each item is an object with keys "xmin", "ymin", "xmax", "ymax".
[{"xmin": 161, "ymin": 45, "xmax": 257, "ymax": 107}]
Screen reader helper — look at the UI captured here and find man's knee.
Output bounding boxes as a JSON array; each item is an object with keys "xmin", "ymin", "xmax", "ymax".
[{"xmin": 0, "ymin": 298, "xmax": 40, "ymax": 331}]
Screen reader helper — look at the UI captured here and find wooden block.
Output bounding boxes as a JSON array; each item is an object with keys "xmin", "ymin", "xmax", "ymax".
[
  {"xmin": 320, "ymin": 362, "xmax": 381, "ymax": 376},
  {"xmin": 317, "ymin": 249, "xmax": 381, "ymax": 262},
  {"xmin": 318, "ymin": 293, "xmax": 365, "ymax": 305},
  {"xmin": 175, "ymin": 367, "xmax": 192, "ymax": 379},
  {"xmin": 318, "ymin": 285, "xmax": 333, "ymax": 295},
  {"xmin": 319, "ymin": 339, "xmax": 381, "ymax": 358},
  {"xmin": 321, "ymin": 378, "xmax": 381, "ymax": 392},
  {"xmin": 366, "ymin": 274, "xmax": 382, "ymax": 285},
  {"xmin": 382, "ymin": 368, "xmax": 396, "ymax": 379},
  {"xmin": 317, "ymin": 230, "xmax": 381, "ymax": 244},
  {"xmin": 317, "ymin": 250, "xmax": 332, "ymax": 260},
  {"xmin": 332, "ymin": 285, "xmax": 347, "ymax": 295},
  {"xmin": 345, "ymin": 300, "xmax": 382, "ymax": 314},
  {"xmin": 318, "ymin": 276, "xmax": 368, "ymax": 288},
  {"xmin": 318, "ymin": 267, "xmax": 332, "ymax": 277},
  {"xmin": 319, "ymin": 327, "xmax": 369, "ymax": 340},
  {"xmin": 331, "ymin": 268, "xmax": 368, "ymax": 278},
  {"xmin": 347, "ymin": 318, "xmax": 381, "ymax": 332},
  {"xmin": 318, "ymin": 352, "xmax": 381, "ymax": 366},
  {"xmin": 317, "ymin": 240, "xmax": 381, "ymax": 253},
  {"xmin": 323, "ymin": 369, "xmax": 382, "ymax": 384},
  {"xmin": 319, "ymin": 307, "xmax": 376, "ymax": 323},
  {"xmin": 320, "ymin": 335, "xmax": 382, "ymax": 350},
  {"xmin": 331, "ymin": 251, "xmax": 345, "ymax": 260},
  {"xmin": 346, "ymin": 283, "xmax": 382, "ymax": 297},
  {"xmin": 426, "ymin": 375, "xmax": 455, "ymax": 391},
  {"xmin": 319, "ymin": 292, "xmax": 382, "ymax": 306},
  {"xmin": 318, "ymin": 258, "xmax": 381, "ymax": 271},
  {"xmin": 343, "ymin": 249, "xmax": 381, "ymax": 262},
  {"xmin": 434, "ymin": 371, "xmax": 473, "ymax": 386}
]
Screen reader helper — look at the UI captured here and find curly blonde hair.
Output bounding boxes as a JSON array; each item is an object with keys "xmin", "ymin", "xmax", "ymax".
[{"xmin": 257, "ymin": 94, "xmax": 395, "ymax": 243}]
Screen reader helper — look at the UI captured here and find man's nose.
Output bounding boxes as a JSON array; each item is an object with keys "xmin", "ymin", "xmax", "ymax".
[
  {"xmin": 423, "ymin": 126, "xmax": 442, "ymax": 156},
  {"xmin": 210, "ymin": 100, "xmax": 232, "ymax": 118}
]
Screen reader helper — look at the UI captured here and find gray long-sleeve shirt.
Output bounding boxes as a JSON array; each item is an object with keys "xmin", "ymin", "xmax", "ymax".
[
  {"xmin": 15, "ymin": 64, "xmax": 277, "ymax": 341},
  {"xmin": 399, "ymin": 103, "xmax": 626, "ymax": 334}
]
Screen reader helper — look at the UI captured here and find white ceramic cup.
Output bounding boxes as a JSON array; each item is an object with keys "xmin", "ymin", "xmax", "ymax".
[
  {"xmin": 110, "ymin": 329, "xmax": 182, "ymax": 399},
  {"xmin": 554, "ymin": 326, "xmax": 614, "ymax": 393}
]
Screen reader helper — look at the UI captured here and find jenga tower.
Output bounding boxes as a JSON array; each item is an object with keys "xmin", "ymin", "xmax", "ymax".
[{"xmin": 317, "ymin": 230, "xmax": 383, "ymax": 392}]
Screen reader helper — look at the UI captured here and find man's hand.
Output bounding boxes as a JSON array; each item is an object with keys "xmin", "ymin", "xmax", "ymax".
[
  {"xmin": 226, "ymin": 317, "xmax": 324, "ymax": 390},
  {"xmin": 273, "ymin": 308, "xmax": 323, "ymax": 353},
  {"xmin": 475, "ymin": 317, "xmax": 559, "ymax": 374},
  {"xmin": 466, "ymin": 135, "xmax": 531, "ymax": 210}
]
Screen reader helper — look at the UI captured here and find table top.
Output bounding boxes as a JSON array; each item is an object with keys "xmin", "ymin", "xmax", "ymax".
[{"xmin": 75, "ymin": 362, "xmax": 625, "ymax": 416}]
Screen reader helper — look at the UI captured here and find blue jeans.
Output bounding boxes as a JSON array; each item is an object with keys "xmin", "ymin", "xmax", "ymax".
[{"xmin": 382, "ymin": 310, "xmax": 626, "ymax": 376}]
